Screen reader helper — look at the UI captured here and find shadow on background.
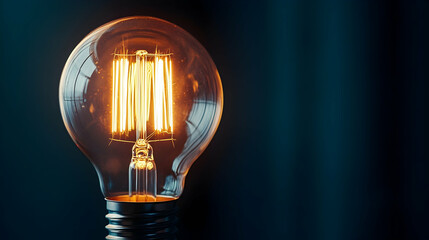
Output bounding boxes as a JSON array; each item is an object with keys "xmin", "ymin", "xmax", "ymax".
[{"xmin": 0, "ymin": 0, "xmax": 428, "ymax": 239}]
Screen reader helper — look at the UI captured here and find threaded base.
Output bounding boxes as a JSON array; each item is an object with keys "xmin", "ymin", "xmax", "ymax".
[{"xmin": 105, "ymin": 198, "xmax": 178, "ymax": 240}]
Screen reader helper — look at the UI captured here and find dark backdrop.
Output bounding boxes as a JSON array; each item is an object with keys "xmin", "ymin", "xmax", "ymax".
[{"xmin": 1, "ymin": 0, "xmax": 428, "ymax": 239}]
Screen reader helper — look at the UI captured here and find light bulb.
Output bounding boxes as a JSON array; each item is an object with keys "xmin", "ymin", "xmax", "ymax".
[{"xmin": 59, "ymin": 16, "xmax": 223, "ymax": 239}]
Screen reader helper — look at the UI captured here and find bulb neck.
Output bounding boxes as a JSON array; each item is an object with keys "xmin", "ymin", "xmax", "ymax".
[{"xmin": 105, "ymin": 198, "xmax": 178, "ymax": 240}]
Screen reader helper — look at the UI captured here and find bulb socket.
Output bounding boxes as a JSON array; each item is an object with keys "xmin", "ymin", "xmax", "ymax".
[{"xmin": 105, "ymin": 198, "xmax": 178, "ymax": 240}]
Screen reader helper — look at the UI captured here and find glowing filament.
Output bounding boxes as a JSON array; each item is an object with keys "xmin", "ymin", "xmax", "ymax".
[
  {"xmin": 167, "ymin": 58, "xmax": 173, "ymax": 132},
  {"xmin": 111, "ymin": 51, "xmax": 173, "ymax": 140},
  {"xmin": 154, "ymin": 58, "xmax": 165, "ymax": 131}
]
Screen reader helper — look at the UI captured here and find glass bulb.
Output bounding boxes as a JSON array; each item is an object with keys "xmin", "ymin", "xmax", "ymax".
[{"xmin": 59, "ymin": 16, "xmax": 223, "ymax": 202}]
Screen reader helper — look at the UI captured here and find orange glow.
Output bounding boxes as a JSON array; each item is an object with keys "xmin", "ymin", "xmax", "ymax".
[
  {"xmin": 135, "ymin": 160, "xmax": 146, "ymax": 169},
  {"xmin": 107, "ymin": 195, "xmax": 177, "ymax": 203},
  {"xmin": 111, "ymin": 51, "xmax": 173, "ymax": 140}
]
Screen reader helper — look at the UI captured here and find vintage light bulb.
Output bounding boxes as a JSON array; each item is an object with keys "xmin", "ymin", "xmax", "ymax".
[{"xmin": 59, "ymin": 16, "xmax": 223, "ymax": 239}]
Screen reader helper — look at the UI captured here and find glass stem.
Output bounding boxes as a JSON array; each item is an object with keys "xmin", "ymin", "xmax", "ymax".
[{"xmin": 128, "ymin": 139, "xmax": 157, "ymax": 201}]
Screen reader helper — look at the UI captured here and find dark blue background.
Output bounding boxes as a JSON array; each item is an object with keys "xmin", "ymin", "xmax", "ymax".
[{"xmin": 1, "ymin": 0, "xmax": 428, "ymax": 239}]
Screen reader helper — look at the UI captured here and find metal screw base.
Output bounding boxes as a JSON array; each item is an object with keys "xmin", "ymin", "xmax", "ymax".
[{"xmin": 105, "ymin": 198, "xmax": 178, "ymax": 240}]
